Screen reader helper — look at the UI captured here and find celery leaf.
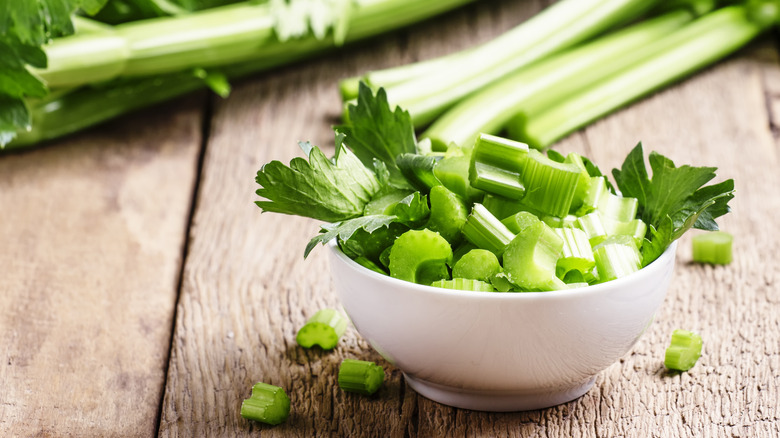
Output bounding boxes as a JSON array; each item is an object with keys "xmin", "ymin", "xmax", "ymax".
[
  {"xmin": 255, "ymin": 138, "xmax": 382, "ymax": 223},
  {"xmin": 613, "ymin": 143, "xmax": 735, "ymax": 265},
  {"xmin": 304, "ymin": 215, "xmax": 396, "ymax": 258}
]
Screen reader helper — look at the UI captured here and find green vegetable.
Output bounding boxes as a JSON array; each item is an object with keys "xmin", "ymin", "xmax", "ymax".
[
  {"xmin": 388, "ymin": 229, "xmax": 452, "ymax": 285},
  {"xmin": 462, "ymin": 204, "xmax": 515, "ymax": 256},
  {"xmin": 296, "ymin": 308, "xmax": 348, "ymax": 350},
  {"xmin": 2, "ymin": 0, "xmax": 477, "ymax": 147},
  {"xmin": 240, "ymin": 382, "xmax": 291, "ymax": 425},
  {"xmin": 451, "ymin": 249, "xmax": 501, "ymax": 282},
  {"xmin": 612, "ymin": 143, "xmax": 734, "ymax": 266},
  {"xmin": 502, "ymin": 219, "xmax": 566, "ymax": 291},
  {"xmin": 468, "ymin": 133, "xmax": 528, "ymax": 199},
  {"xmin": 664, "ymin": 329, "xmax": 703, "ymax": 371},
  {"xmin": 430, "ymin": 278, "xmax": 494, "ymax": 292},
  {"xmin": 255, "ymin": 85, "xmax": 734, "ymax": 291},
  {"xmin": 338, "ymin": 359, "xmax": 385, "ymax": 395},
  {"xmin": 692, "ymin": 231, "xmax": 733, "ymax": 264}
]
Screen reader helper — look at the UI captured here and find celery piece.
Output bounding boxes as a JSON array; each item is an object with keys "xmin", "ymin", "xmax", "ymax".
[
  {"xmin": 468, "ymin": 133, "xmax": 529, "ymax": 199},
  {"xmin": 482, "ymin": 194, "xmax": 525, "ymax": 220},
  {"xmin": 542, "ymin": 214, "xmax": 578, "ymax": 229},
  {"xmin": 426, "ymin": 185, "xmax": 468, "ymax": 244},
  {"xmin": 490, "ymin": 272, "xmax": 515, "ymax": 292},
  {"xmin": 598, "ymin": 192, "xmax": 639, "ymax": 222},
  {"xmin": 502, "ymin": 220, "xmax": 566, "ymax": 291},
  {"xmin": 388, "ymin": 229, "xmax": 453, "ymax": 285},
  {"xmin": 692, "ymin": 231, "xmax": 733, "ymax": 265},
  {"xmin": 240, "ymin": 382, "xmax": 291, "ymax": 425},
  {"xmin": 664, "ymin": 329, "xmax": 703, "ymax": 371},
  {"xmin": 452, "ymin": 249, "xmax": 501, "ymax": 282},
  {"xmin": 391, "ymin": 192, "xmax": 430, "ymax": 228},
  {"xmin": 554, "ymin": 227, "xmax": 596, "ymax": 277},
  {"xmin": 501, "ymin": 211, "xmax": 540, "ymax": 235},
  {"xmin": 604, "ymin": 217, "xmax": 647, "ymax": 248},
  {"xmin": 521, "ymin": 149, "xmax": 582, "ymax": 218},
  {"xmin": 296, "ymin": 309, "xmax": 348, "ymax": 350},
  {"xmin": 462, "ymin": 204, "xmax": 516, "ymax": 256},
  {"xmin": 431, "ymin": 278, "xmax": 495, "ymax": 292},
  {"xmin": 592, "ymin": 235, "xmax": 642, "ymax": 282},
  {"xmin": 452, "ymin": 241, "xmax": 477, "ymax": 266},
  {"xmin": 576, "ymin": 176, "xmax": 609, "ymax": 216},
  {"xmin": 338, "ymin": 359, "xmax": 385, "ymax": 395},
  {"xmin": 576, "ymin": 212, "xmax": 609, "ymax": 247},
  {"xmin": 564, "ymin": 153, "xmax": 593, "ymax": 213},
  {"xmin": 434, "ymin": 152, "xmax": 485, "ymax": 204}
]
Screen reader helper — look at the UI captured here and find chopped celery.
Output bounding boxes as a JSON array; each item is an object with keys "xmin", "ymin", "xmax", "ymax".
[
  {"xmin": 462, "ymin": 204, "xmax": 516, "ymax": 256},
  {"xmin": 452, "ymin": 249, "xmax": 501, "ymax": 282},
  {"xmin": 468, "ymin": 133, "xmax": 529, "ymax": 199},
  {"xmin": 576, "ymin": 212, "xmax": 609, "ymax": 246},
  {"xmin": 296, "ymin": 309, "xmax": 349, "ymax": 350},
  {"xmin": 604, "ymin": 217, "xmax": 647, "ymax": 248},
  {"xmin": 338, "ymin": 359, "xmax": 385, "ymax": 395},
  {"xmin": 430, "ymin": 278, "xmax": 495, "ymax": 292},
  {"xmin": 388, "ymin": 229, "xmax": 453, "ymax": 285},
  {"xmin": 598, "ymin": 192, "xmax": 639, "ymax": 222},
  {"xmin": 240, "ymin": 382, "xmax": 291, "ymax": 425},
  {"xmin": 426, "ymin": 185, "xmax": 468, "ymax": 244},
  {"xmin": 577, "ymin": 176, "xmax": 608, "ymax": 216},
  {"xmin": 554, "ymin": 227, "xmax": 596, "ymax": 277},
  {"xmin": 490, "ymin": 272, "xmax": 515, "ymax": 292},
  {"xmin": 664, "ymin": 329, "xmax": 703, "ymax": 371},
  {"xmin": 542, "ymin": 214, "xmax": 578, "ymax": 229},
  {"xmin": 482, "ymin": 194, "xmax": 526, "ymax": 220},
  {"xmin": 692, "ymin": 231, "xmax": 733, "ymax": 265},
  {"xmin": 501, "ymin": 211, "xmax": 540, "ymax": 235},
  {"xmin": 502, "ymin": 220, "xmax": 566, "ymax": 291},
  {"xmin": 433, "ymin": 149, "xmax": 485, "ymax": 204},
  {"xmin": 521, "ymin": 150, "xmax": 582, "ymax": 218},
  {"xmin": 564, "ymin": 153, "xmax": 593, "ymax": 213},
  {"xmin": 592, "ymin": 235, "xmax": 642, "ymax": 282}
]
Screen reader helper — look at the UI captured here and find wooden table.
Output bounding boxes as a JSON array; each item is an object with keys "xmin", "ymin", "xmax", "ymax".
[{"xmin": 2, "ymin": 1, "xmax": 779, "ymax": 436}]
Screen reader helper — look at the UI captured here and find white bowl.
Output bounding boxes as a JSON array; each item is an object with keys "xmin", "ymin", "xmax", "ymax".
[{"xmin": 328, "ymin": 240, "xmax": 677, "ymax": 411}]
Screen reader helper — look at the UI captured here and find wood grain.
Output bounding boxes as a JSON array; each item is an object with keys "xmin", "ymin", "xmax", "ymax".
[{"xmin": 0, "ymin": 100, "xmax": 203, "ymax": 437}]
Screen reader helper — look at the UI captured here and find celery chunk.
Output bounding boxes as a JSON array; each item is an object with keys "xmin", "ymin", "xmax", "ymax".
[
  {"xmin": 296, "ymin": 309, "xmax": 348, "ymax": 350},
  {"xmin": 692, "ymin": 231, "xmax": 732, "ymax": 265},
  {"xmin": 338, "ymin": 359, "xmax": 385, "ymax": 395},
  {"xmin": 502, "ymin": 220, "xmax": 566, "ymax": 291},
  {"xmin": 664, "ymin": 329, "xmax": 703, "ymax": 371},
  {"xmin": 388, "ymin": 229, "xmax": 453, "ymax": 285},
  {"xmin": 452, "ymin": 249, "xmax": 501, "ymax": 282},
  {"xmin": 240, "ymin": 382, "xmax": 290, "ymax": 425}
]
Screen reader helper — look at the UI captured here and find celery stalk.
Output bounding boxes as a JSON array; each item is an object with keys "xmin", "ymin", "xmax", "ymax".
[
  {"xmin": 514, "ymin": 5, "xmax": 769, "ymax": 148},
  {"xmin": 422, "ymin": 9, "xmax": 693, "ymax": 148},
  {"xmin": 462, "ymin": 204, "xmax": 516, "ymax": 256}
]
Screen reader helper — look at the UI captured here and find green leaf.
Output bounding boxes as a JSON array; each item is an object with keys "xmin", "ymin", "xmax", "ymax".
[
  {"xmin": 391, "ymin": 192, "xmax": 430, "ymax": 227},
  {"xmin": 339, "ymin": 83, "xmax": 417, "ymax": 173},
  {"xmin": 0, "ymin": 95, "xmax": 30, "ymax": 146},
  {"xmin": 305, "ymin": 215, "xmax": 397, "ymax": 258},
  {"xmin": 256, "ymin": 139, "xmax": 382, "ymax": 222},
  {"xmin": 612, "ymin": 143, "xmax": 735, "ymax": 265},
  {"xmin": 396, "ymin": 153, "xmax": 441, "ymax": 193}
]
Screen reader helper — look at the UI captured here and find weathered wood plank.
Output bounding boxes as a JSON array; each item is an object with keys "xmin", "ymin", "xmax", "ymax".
[
  {"xmin": 159, "ymin": 4, "xmax": 780, "ymax": 438},
  {"xmin": 0, "ymin": 100, "xmax": 203, "ymax": 437}
]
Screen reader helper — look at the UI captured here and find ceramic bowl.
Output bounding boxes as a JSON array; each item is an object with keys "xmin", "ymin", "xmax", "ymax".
[{"xmin": 328, "ymin": 240, "xmax": 677, "ymax": 412}]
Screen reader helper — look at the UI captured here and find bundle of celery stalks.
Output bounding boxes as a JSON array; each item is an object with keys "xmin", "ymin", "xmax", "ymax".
[{"xmin": 3, "ymin": 0, "xmax": 778, "ymax": 149}]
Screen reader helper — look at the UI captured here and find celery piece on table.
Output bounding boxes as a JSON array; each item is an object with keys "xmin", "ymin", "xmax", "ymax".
[
  {"xmin": 664, "ymin": 329, "xmax": 703, "ymax": 371},
  {"xmin": 692, "ymin": 231, "xmax": 733, "ymax": 265},
  {"xmin": 338, "ymin": 359, "xmax": 385, "ymax": 395},
  {"xmin": 240, "ymin": 382, "xmax": 291, "ymax": 425},
  {"xmin": 296, "ymin": 309, "xmax": 349, "ymax": 350}
]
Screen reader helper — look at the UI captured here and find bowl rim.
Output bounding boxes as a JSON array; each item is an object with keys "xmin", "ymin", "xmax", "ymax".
[{"xmin": 328, "ymin": 239, "xmax": 677, "ymax": 302}]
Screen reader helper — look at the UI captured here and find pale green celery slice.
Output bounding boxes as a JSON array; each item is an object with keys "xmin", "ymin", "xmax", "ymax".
[
  {"xmin": 542, "ymin": 214, "xmax": 578, "ymax": 228},
  {"xmin": 603, "ymin": 216, "xmax": 647, "ymax": 248},
  {"xmin": 502, "ymin": 220, "xmax": 566, "ymax": 291},
  {"xmin": 664, "ymin": 329, "xmax": 703, "ymax": 371},
  {"xmin": 598, "ymin": 192, "xmax": 639, "ymax": 222},
  {"xmin": 338, "ymin": 359, "xmax": 385, "ymax": 395},
  {"xmin": 692, "ymin": 231, "xmax": 733, "ymax": 264},
  {"xmin": 521, "ymin": 149, "xmax": 581, "ymax": 218},
  {"xmin": 593, "ymin": 235, "xmax": 642, "ymax": 282},
  {"xmin": 431, "ymin": 278, "xmax": 495, "ymax": 292},
  {"xmin": 576, "ymin": 176, "xmax": 608, "ymax": 216},
  {"xmin": 296, "ymin": 308, "xmax": 349, "ymax": 350},
  {"xmin": 462, "ymin": 204, "xmax": 516, "ymax": 256},
  {"xmin": 452, "ymin": 249, "xmax": 502, "ymax": 282},
  {"xmin": 501, "ymin": 211, "xmax": 540, "ymax": 235},
  {"xmin": 577, "ymin": 212, "xmax": 609, "ymax": 246},
  {"xmin": 554, "ymin": 227, "xmax": 596, "ymax": 277},
  {"xmin": 240, "ymin": 382, "xmax": 291, "ymax": 425},
  {"xmin": 388, "ymin": 229, "xmax": 453, "ymax": 285},
  {"xmin": 468, "ymin": 133, "xmax": 529, "ymax": 199}
]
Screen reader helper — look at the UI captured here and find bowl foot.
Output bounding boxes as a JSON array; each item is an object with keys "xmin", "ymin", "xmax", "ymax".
[{"xmin": 403, "ymin": 374, "xmax": 596, "ymax": 412}]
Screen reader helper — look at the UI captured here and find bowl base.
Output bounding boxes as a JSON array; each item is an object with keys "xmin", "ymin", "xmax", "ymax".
[{"xmin": 403, "ymin": 374, "xmax": 596, "ymax": 412}]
